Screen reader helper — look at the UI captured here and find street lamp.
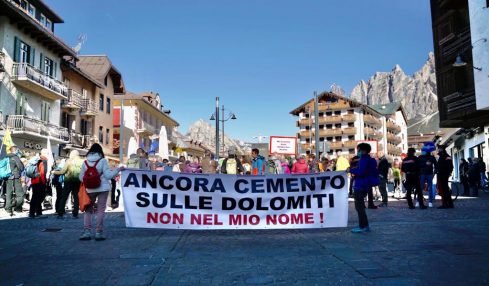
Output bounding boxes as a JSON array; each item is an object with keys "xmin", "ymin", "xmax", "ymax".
[{"xmin": 210, "ymin": 99, "xmax": 237, "ymax": 160}]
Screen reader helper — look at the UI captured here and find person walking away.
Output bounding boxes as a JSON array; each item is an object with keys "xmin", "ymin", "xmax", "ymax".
[
  {"xmin": 392, "ymin": 159, "xmax": 401, "ymax": 198},
  {"xmin": 201, "ymin": 150, "xmax": 217, "ymax": 174},
  {"xmin": 349, "ymin": 143, "xmax": 378, "ymax": 233},
  {"xmin": 50, "ymin": 157, "xmax": 64, "ymax": 215},
  {"xmin": 4, "ymin": 145, "xmax": 24, "ymax": 216},
  {"xmin": 52, "ymin": 150, "xmax": 83, "ymax": 218},
  {"xmin": 240, "ymin": 155, "xmax": 252, "ymax": 175},
  {"xmin": 221, "ymin": 148, "xmax": 244, "ymax": 174},
  {"xmin": 184, "ymin": 157, "xmax": 202, "ymax": 173},
  {"xmin": 401, "ymin": 148, "xmax": 427, "ymax": 210},
  {"xmin": 468, "ymin": 158, "xmax": 481, "ymax": 197},
  {"xmin": 349, "ymin": 155, "xmax": 360, "ymax": 198},
  {"xmin": 418, "ymin": 147, "xmax": 438, "ymax": 207},
  {"xmin": 336, "ymin": 151, "xmax": 350, "ymax": 171},
  {"xmin": 459, "ymin": 158, "xmax": 469, "ymax": 196},
  {"xmin": 291, "ymin": 156, "xmax": 309, "ymax": 174},
  {"xmin": 377, "ymin": 154, "xmax": 390, "ymax": 207},
  {"xmin": 478, "ymin": 158, "xmax": 487, "ymax": 190},
  {"xmin": 27, "ymin": 149, "xmax": 50, "ymax": 218},
  {"xmin": 79, "ymin": 143, "xmax": 123, "ymax": 241},
  {"xmin": 437, "ymin": 147, "xmax": 454, "ymax": 209},
  {"xmin": 251, "ymin": 148, "xmax": 265, "ymax": 175}
]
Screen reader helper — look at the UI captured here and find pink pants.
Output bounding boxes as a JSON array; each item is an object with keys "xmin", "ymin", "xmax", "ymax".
[{"xmin": 84, "ymin": 191, "xmax": 109, "ymax": 232}]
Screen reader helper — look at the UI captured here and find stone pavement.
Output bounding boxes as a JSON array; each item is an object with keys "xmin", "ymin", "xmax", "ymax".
[{"xmin": 1, "ymin": 194, "xmax": 489, "ymax": 286}]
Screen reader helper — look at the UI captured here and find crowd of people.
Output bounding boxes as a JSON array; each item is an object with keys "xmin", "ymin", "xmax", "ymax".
[{"xmin": 1, "ymin": 141, "xmax": 488, "ymax": 238}]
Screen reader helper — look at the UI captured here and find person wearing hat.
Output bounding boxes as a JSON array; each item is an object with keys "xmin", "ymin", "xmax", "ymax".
[
  {"xmin": 4, "ymin": 145, "xmax": 25, "ymax": 216},
  {"xmin": 437, "ymin": 146, "xmax": 454, "ymax": 208},
  {"xmin": 221, "ymin": 147, "xmax": 244, "ymax": 175},
  {"xmin": 418, "ymin": 145, "xmax": 438, "ymax": 207},
  {"xmin": 401, "ymin": 148, "xmax": 427, "ymax": 209}
]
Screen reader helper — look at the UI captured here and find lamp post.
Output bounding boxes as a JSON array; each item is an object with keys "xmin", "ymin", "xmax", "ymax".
[{"xmin": 210, "ymin": 99, "xmax": 237, "ymax": 160}]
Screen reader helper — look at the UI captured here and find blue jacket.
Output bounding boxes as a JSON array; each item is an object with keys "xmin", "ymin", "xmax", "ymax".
[
  {"xmin": 351, "ymin": 154, "xmax": 378, "ymax": 192},
  {"xmin": 252, "ymin": 155, "xmax": 265, "ymax": 175}
]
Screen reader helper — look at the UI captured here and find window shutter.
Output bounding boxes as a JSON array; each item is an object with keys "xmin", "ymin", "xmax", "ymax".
[
  {"xmin": 39, "ymin": 53, "xmax": 44, "ymax": 71},
  {"xmin": 13, "ymin": 37, "xmax": 20, "ymax": 62},
  {"xmin": 30, "ymin": 47, "xmax": 35, "ymax": 66},
  {"xmin": 54, "ymin": 62, "xmax": 57, "ymax": 78}
]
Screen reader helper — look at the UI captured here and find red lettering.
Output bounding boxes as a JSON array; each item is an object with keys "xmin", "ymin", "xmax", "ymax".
[
  {"xmin": 190, "ymin": 214, "xmax": 201, "ymax": 225},
  {"xmin": 249, "ymin": 215, "xmax": 260, "ymax": 225},
  {"xmin": 203, "ymin": 214, "xmax": 212, "ymax": 225},
  {"xmin": 305, "ymin": 213, "xmax": 314, "ymax": 224},
  {"xmin": 278, "ymin": 214, "xmax": 289, "ymax": 224},
  {"xmin": 229, "ymin": 214, "xmax": 242, "ymax": 225},
  {"xmin": 147, "ymin": 212, "xmax": 158, "ymax": 223},
  {"xmin": 214, "ymin": 214, "xmax": 223, "ymax": 225},
  {"xmin": 266, "ymin": 215, "xmax": 277, "ymax": 225},
  {"xmin": 290, "ymin": 213, "xmax": 304, "ymax": 224}
]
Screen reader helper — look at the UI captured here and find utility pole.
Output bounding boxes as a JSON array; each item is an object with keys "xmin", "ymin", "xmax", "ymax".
[
  {"xmin": 215, "ymin": 97, "xmax": 220, "ymax": 161},
  {"xmin": 222, "ymin": 104, "xmax": 225, "ymax": 154},
  {"xmin": 314, "ymin": 91, "xmax": 320, "ymax": 158},
  {"xmin": 119, "ymin": 98, "xmax": 124, "ymax": 163}
]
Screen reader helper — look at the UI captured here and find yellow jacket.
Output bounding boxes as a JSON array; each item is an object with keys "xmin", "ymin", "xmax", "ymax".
[{"xmin": 336, "ymin": 156, "xmax": 350, "ymax": 171}]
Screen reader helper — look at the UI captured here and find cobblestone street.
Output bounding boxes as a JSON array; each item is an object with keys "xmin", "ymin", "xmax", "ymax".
[{"xmin": 1, "ymin": 193, "xmax": 489, "ymax": 286}]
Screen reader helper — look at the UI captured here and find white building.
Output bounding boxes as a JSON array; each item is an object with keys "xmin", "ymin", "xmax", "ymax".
[
  {"xmin": 0, "ymin": 0, "xmax": 77, "ymax": 156},
  {"xmin": 290, "ymin": 92, "xmax": 408, "ymax": 160}
]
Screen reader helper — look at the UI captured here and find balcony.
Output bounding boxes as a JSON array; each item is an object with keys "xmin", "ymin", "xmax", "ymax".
[
  {"xmin": 298, "ymin": 118, "xmax": 313, "ymax": 126},
  {"xmin": 300, "ymin": 130, "xmax": 313, "ymax": 138},
  {"xmin": 316, "ymin": 101, "xmax": 350, "ymax": 111},
  {"xmin": 80, "ymin": 99, "xmax": 98, "ymax": 117},
  {"xmin": 365, "ymin": 127, "xmax": 383, "ymax": 139},
  {"xmin": 11, "ymin": 63, "xmax": 67, "ymax": 101},
  {"xmin": 387, "ymin": 133, "xmax": 402, "ymax": 144},
  {"xmin": 343, "ymin": 140, "xmax": 357, "ymax": 149},
  {"xmin": 329, "ymin": 141, "xmax": 342, "ymax": 149},
  {"xmin": 6, "ymin": 115, "xmax": 69, "ymax": 143},
  {"xmin": 61, "ymin": 89, "xmax": 83, "ymax": 110},
  {"xmin": 319, "ymin": 129, "xmax": 342, "ymax": 137},
  {"xmin": 301, "ymin": 143, "xmax": 313, "ymax": 150},
  {"xmin": 68, "ymin": 132, "xmax": 93, "ymax": 148},
  {"xmin": 342, "ymin": 127, "xmax": 357, "ymax": 135},
  {"xmin": 342, "ymin": 114, "xmax": 356, "ymax": 122},
  {"xmin": 387, "ymin": 145, "xmax": 402, "ymax": 156},
  {"xmin": 137, "ymin": 121, "xmax": 156, "ymax": 136},
  {"xmin": 386, "ymin": 121, "xmax": 401, "ymax": 133},
  {"xmin": 319, "ymin": 116, "xmax": 342, "ymax": 124},
  {"xmin": 364, "ymin": 114, "xmax": 382, "ymax": 126}
]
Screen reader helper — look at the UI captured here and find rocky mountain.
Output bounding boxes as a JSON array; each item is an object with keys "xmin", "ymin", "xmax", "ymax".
[
  {"xmin": 350, "ymin": 52, "xmax": 438, "ymax": 120},
  {"xmin": 186, "ymin": 119, "xmax": 245, "ymax": 154}
]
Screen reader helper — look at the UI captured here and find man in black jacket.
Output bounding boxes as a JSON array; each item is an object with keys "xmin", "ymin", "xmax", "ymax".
[
  {"xmin": 5, "ymin": 145, "xmax": 25, "ymax": 216},
  {"xmin": 377, "ymin": 155, "xmax": 390, "ymax": 207},
  {"xmin": 437, "ymin": 147, "xmax": 454, "ymax": 209},
  {"xmin": 402, "ymin": 148, "xmax": 427, "ymax": 209},
  {"xmin": 418, "ymin": 148, "xmax": 437, "ymax": 207}
]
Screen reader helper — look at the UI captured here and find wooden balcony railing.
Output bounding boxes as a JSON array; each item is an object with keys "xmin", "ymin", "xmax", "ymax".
[{"xmin": 364, "ymin": 114, "xmax": 382, "ymax": 126}]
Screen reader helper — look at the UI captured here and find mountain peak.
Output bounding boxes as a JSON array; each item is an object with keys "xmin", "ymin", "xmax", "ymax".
[{"xmin": 187, "ymin": 119, "xmax": 245, "ymax": 154}]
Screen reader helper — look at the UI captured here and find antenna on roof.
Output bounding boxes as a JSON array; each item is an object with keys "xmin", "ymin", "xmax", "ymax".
[{"xmin": 73, "ymin": 34, "xmax": 87, "ymax": 54}]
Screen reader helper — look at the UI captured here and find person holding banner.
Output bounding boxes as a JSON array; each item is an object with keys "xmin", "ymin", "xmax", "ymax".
[
  {"xmin": 349, "ymin": 143, "xmax": 378, "ymax": 233},
  {"xmin": 78, "ymin": 143, "xmax": 124, "ymax": 241}
]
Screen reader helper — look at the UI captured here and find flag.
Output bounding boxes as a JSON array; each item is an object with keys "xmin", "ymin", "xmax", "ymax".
[
  {"xmin": 2, "ymin": 128, "xmax": 14, "ymax": 152},
  {"xmin": 46, "ymin": 136, "xmax": 54, "ymax": 175}
]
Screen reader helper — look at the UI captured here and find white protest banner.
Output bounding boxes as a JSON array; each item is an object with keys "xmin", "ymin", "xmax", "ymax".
[
  {"xmin": 269, "ymin": 136, "xmax": 297, "ymax": 155},
  {"xmin": 122, "ymin": 170, "xmax": 348, "ymax": 230}
]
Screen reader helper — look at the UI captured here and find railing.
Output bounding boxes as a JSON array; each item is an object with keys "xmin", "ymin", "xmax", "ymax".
[
  {"xmin": 386, "ymin": 121, "xmax": 401, "ymax": 133},
  {"xmin": 343, "ymin": 141, "xmax": 357, "ymax": 149},
  {"xmin": 387, "ymin": 145, "xmax": 402, "ymax": 156},
  {"xmin": 5, "ymin": 0, "xmax": 54, "ymax": 34},
  {"xmin": 387, "ymin": 133, "xmax": 402, "ymax": 144},
  {"xmin": 319, "ymin": 129, "xmax": 342, "ymax": 137},
  {"xmin": 300, "ymin": 130, "xmax": 313, "ymax": 138},
  {"xmin": 299, "ymin": 118, "xmax": 312, "ymax": 126},
  {"xmin": 12, "ymin": 63, "xmax": 67, "ymax": 97},
  {"xmin": 365, "ymin": 127, "xmax": 382, "ymax": 139},
  {"xmin": 6, "ymin": 115, "xmax": 69, "ymax": 142},
  {"xmin": 319, "ymin": 116, "xmax": 342, "ymax": 124},
  {"xmin": 342, "ymin": 114, "xmax": 356, "ymax": 122},
  {"xmin": 329, "ymin": 141, "xmax": 342, "ymax": 149},
  {"xmin": 137, "ymin": 121, "xmax": 157, "ymax": 135},
  {"xmin": 62, "ymin": 89, "xmax": 83, "ymax": 108},
  {"xmin": 364, "ymin": 114, "xmax": 382, "ymax": 126},
  {"xmin": 69, "ymin": 132, "xmax": 93, "ymax": 148},
  {"xmin": 317, "ymin": 101, "xmax": 350, "ymax": 111},
  {"xmin": 80, "ymin": 98, "xmax": 98, "ymax": 115},
  {"xmin": 342, "ymin": 127, "xmax": 357, "ymax": 135}
]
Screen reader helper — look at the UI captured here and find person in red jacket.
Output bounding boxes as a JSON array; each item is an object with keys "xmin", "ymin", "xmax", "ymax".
[
  {"xmin": 29, "ymin": 149, "xmax": 49, "ymax": 218},
  {"xmin": 292, "ymin": 156, "xmax": 310, "ymax": 174}
]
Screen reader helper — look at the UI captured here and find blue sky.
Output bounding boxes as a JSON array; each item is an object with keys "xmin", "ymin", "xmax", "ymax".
[{"xmin": 46, "ymin": 0, "xmax": 434, "ymax": 142}]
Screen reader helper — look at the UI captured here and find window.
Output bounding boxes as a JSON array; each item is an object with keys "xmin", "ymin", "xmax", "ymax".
[
  {"xmin": 106, "ymin": 129, "xmax": 110, "ymax": 145},
  {"xmin": 99, "ymin": 94, "xmax": 104, "ymax": 111},
  {"xmin": 28, "ymin": 3, "xmax": 35, "ymax": 17},
  {"xmin": 82, "ymin": 89, "xmax": 88, "ymax": 99},
  {"xmin": 40, "ymin": 14, "xmax": 46, "ymax": 26},
  {"xmin": 486, "ymin": 0, "xmax": 489, "ymax": 8},
  {"xmin": 335, "ymin": 136, "xmax": 342, "ymax": 141},
  {"xmin": 45, "ymin": 19, "xmax": 52, "ymax": 30},
  {"xmin": 319, "ymin": 125, "xmax": 324, "ymax": 129},
  {"xmin": 19, "ymin": 41, "xmax": 30, "ymax": 63},
  {"xmin": 348, "ymin": 122, "xmax": 354, "ymax": 127},
  {"xmin": 335, "ymin": 124, "xmax": 341, "ymax": 128},
  {"xmin": 326, "ymin": 112, "xmax": 332, "ymax": 116},
  {"xmin": 326, "ymin": 124, "xmax": 332, "ymax": 129},
  {"xmin": 41, "ymin": 101, "xmax": 50, "ymax": 122},
  {"xmin": 20, "ymin": 0, "xmax": 27, "ymax": 9},
  {"xmin": 99, "ymin": 126, "xmax": 103, "ymax": 143},
  {"xmin": 104, "ymin": 76, "xmax": 108, "ymax": 86},
  {"xmin": 334, "ymin": 111, "xmax": 341, "ymax": 115},
  {"xmin": 16, "ymin": 93, "xmax": 26, "ymax": 115},
  {"xmin": 106, "ymin": 97, "xmax": 111, "ymax": 114},
  {"xmin": 44, "ymin": 57, "xmax": 54, "ymax": 76}
]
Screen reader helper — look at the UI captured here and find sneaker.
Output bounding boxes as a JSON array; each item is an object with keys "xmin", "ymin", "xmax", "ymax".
[
  {"xmin": 79, "ymin": 230, "xmax": 91, "ymax": 241},
  {"xmin": 95, "ymin": 232, "xmax": 106, "ymax": 241},
  {"xmin": 351, "ymin": 226, "xmax": 370, "ymax": 233},
  {"xmin": 428, "ymin": 203, "xmax": 433, "ymax": 208},
  {"xmin": 415, "ymin": 202, "xmax": 419, "ymax": 208}
]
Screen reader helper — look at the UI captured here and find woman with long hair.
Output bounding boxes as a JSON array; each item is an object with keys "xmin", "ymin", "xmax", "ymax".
[{"xmin": 78, "ymin": 143, "xmax": 124, "ymax": 241}]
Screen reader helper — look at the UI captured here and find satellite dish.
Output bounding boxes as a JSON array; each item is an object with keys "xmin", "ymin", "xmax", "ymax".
[{"xmin": 73, "ymin": 34, "xmax": 87, "ymax": 54}]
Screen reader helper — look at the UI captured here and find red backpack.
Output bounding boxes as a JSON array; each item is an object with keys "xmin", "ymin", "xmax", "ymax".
[{"xmin": 83, "ymin": 159, "xmax": 102, "ymax": 189}]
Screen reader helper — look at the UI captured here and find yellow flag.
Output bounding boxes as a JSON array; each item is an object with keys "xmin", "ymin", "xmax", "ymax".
[{"xmin": 2, "ymin": 128, "xmax": 14, "ymax": 152}]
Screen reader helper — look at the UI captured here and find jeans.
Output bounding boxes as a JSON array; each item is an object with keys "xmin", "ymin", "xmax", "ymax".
[
  {"xmin": 354, "ymin": 190, "xmax": 369, "ymax": 228},
  {"xmin": 84, "ymin": 191, "xmax": 109, "ymax": 232},
  {"xmin": 378, "ymin": 177, "xmax": 388, "ymax": 204},
  {"xmin": 481, "ymin": 172, "xmax": 487, "ymax": 189},
  {"xmin": 420, "ymin": 174, "xmax": 434, "ymax": 203},
  {"xmin": 5, "ymin": 178, "xmax": 24, "ymax": 213},
  {"xmin": 59, "ymin": 180, "xmax": 81, "ymax": 217}
]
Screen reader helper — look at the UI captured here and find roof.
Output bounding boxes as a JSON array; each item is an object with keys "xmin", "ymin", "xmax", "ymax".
[
  {"xmin": 31, "ymin": 0, "xmax": 64, "ymax": 23},
  {"xmin": 0, "ymin": 0, "xmax": 76, "ymax": 58},
  {"xmin": 77, "ymin": 56, "xmax": 125, "ymax": 93},
  {"xmin": 289, "ymin": 92, "xmax": 381, "ymax": 116},
  {"xmin": 61, "ymin": 60, "xmax": 104, "ymax": 88},
  {"xmin": 407, "ymin": 111, "xmax": 440, "ymax": 136},
  {"xmin": 369, "ymin": 102, "xmax": 408, "ymax": 122}
]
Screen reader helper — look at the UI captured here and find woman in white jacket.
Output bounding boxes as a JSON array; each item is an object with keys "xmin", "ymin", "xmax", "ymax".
[{"xmin": 79, "ymin": 143, "xmax": 123, "ymax": 241}]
